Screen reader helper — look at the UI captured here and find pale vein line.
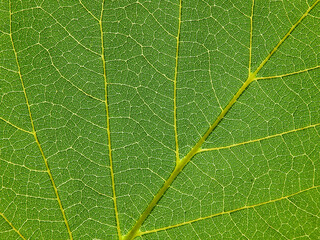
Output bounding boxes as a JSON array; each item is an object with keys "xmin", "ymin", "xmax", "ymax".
[
  {"xmin": 174, "ymin": 0, "xmax": 182, "ymax": 164},
  {"xmin": 99, "ymin": 1, "xmax": 121, "ymax": 239},
  {"xmin": 198, "ymin": 122, "xmax": 320, "ymax": 153},
  {"xmin": 137, "ymin": 185, "xmax": 320, "ymax": 237},
  {"xmin": 141, "ymin": 48, "xmax": 174, "ymax": 82},
  {"xmin": 37, "ymin": 6, "xmax": 104, "ymax": 102},
  {"xmin": 42, "ymin": 46, "xmax": 104, "ymax": 102},
  {"xmin": 253, "ymin": 208, "xmax": 289, "ymax": 240},
  {"xmin": 78, "ymin": 0, "xmax": 99, "ymax": 22},
  {"xmin": 9, "ymin": 2, "xmax": 73, "ymax": 239},
  {"xmin": 109, "ymin": 32, "xmax": 174, "ymax": 82},
  {"xmin": 38, "ymin": 8, "xmax": 100, "ymax": 56},
  {"xmin": 0, "ymin": 157, "xmax": 47, "ymax": 173},
  {"xmin": 58, "ymin": 178, "xmax": 112, "ymax": 199},
  {"xmin": 0, "ymin": 212, "xmax": 26, "ymax": 240},
  {"xmin": 0, "ymin": 30, "xmax": 10, "ymax": 35},
  {"xmin": 229, "ymin": 212, "xmax": 249, "ymax": 240},
  {"xmin": 9, "ymin": 6, "xmax": 100, "ymax": 57},
  {"xmin": 122, "ymin": 1, "xmax": 320, "ymax": 239},
  {"xmin": 0, "ymin": 65, "xmax": 18, "ymax": 73},
  {"xmin": 254, "ymin": 0, "xmax": 320, "ymax": 76},
  {"xmin": 123, "ymin": 2, "xmax": 184, "ymax": 239},
  {"xmin": 0, "ymin": 116, "xmax": 33, "ymax": 134},
  {"xmin": 206, "ymin": 43, "xmax": 223, "ymax": 111},
  {"xmin": 137, "ymin": 2, "xmax": 176, "ymax": 38},
  {"xmin": 255, "ymin": 65, "xmax": 320, "ymax": 80},
  {"xmin": 10, "ymin": 5, "xmax": 104, "ymax": 103},
  {"xmin": 210, "ymin": 17, "xmax": 250, "ymax": 51},
  {"xmin": 287, "ymin": 197, "xmax": 320, "ymax": 218},
  {"xmin": 248, "ymin": 0, "xmax": 254, "ymax": 74}
]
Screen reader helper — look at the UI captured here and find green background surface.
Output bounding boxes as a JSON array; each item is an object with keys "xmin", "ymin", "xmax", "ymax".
[{"xmin": 0, "ymin": 0, "xmax": 320, "ymax": 239}]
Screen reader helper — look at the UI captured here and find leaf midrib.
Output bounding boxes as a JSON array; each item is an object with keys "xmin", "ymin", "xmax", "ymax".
[
  {"xmin": 2, "ymin": 1, "xmax": 319, "ymax": 239},
  {"xmin": 122, "ymin": 0, "xmax": 320, "ymax": 239}
]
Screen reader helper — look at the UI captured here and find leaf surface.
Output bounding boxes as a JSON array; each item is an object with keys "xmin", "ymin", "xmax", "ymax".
[{"xmin": 1, "ymin": 0, "xmax": 320, "ymax": 239}]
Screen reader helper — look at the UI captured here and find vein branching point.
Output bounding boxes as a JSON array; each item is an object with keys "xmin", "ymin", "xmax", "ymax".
[
  {"xmin": 99, "ymin": 0, "xmax": 122, "ymax": 239},
  {"xmin": 122, "ymin": 0, "xmax": 319, "ymax": 238},
  {"xmin": 123, "ymin": 66, "xmax": 257, "ymax": 240},
  {"xmin": 3, "ymin": 0, "xmax": 319, "ymax": 239}
]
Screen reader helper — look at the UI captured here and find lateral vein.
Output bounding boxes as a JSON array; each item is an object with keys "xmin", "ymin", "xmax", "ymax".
[
  {"xmin": 0, "ymin": 116, "xmax": 33, "ymax": 134},
  {"xmin": 198, "ymin": 122, "xmax": 320, "ymax": 153},
  {"xmin": 255, "ymin": 65, "xmax": 320, "ymax": 80},
  {"xmin": 113, "ymin": 1, "xmax": 320, "ymax": 239},
  {"xmin": 174, "ymin": 0, "xmax": 182, "ymax": 164},
  {"xmin": 99, "ymin": 1, "xmax": 122, "ymax": 239},
  {"xmin": 137, "ymin": 185, "xmax": 320, "ymax": 237},
  {"xmin": 0, "ymin": 212, "xmax": 26, "ymax": 240},
  {"xmin": 9, "ymin": 2, "xmax": 73, "ymax": 239},
  {"xmin": 248, "ymin": 0, "xmax": 255, "ymax": 74},
  {"xmin": 253, "ymin": 0, "xmax": 320, "ymax": 76}
]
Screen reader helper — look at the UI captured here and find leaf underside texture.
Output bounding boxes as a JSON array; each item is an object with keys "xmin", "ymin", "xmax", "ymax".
[{"xmin": 1, "ymin": 0, "xmax": 320, "ymax": 239}]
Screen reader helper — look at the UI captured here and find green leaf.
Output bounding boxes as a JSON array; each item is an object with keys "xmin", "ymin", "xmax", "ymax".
[{"xmin": 1, "ymin": 0, "xmax": 320, "ymax": 239}]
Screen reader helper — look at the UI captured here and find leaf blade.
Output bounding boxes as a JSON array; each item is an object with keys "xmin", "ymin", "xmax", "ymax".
[{"xmin": 1, "ymin": 0, "xmax": 320, "ymax": 239}]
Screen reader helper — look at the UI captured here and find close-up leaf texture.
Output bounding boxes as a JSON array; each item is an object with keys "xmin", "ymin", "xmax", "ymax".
[{"xmin": 1, "ymin": 0, "xmax": 320, "ymax": 239}]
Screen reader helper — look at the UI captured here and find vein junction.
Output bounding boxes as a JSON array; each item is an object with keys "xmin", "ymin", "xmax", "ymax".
[{"xmin": 123, "ymin": 0, "xmax": 320, "ymax": 238}]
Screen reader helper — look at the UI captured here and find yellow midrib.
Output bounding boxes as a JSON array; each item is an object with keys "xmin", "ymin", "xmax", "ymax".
[
  {"xmin": 4, "ymin": 0, "xmax": 319, "ymax": 239},
  {"xmin": 122, "ymin": 0, "xmax": 320, "ymax": 239}
]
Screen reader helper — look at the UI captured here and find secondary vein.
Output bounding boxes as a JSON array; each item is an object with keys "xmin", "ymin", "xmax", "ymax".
[
  {"xmin": 118, "ymin": 0, "xmax": 320, "ymax": 239},
  {"xmin": 0, "ymin": 212, "xmax": 26, "ymax": 240},
  {"xmin": 99, "ymin": 1, "xmax": 122, "ymax": 239},
  {"xmin": 174, "ymin": 0, "xmax": 182, "ymax": 164},
  {"xmin": 137, "ymin": 185, "xmax": 320, "ymax": 237},
  {"xmin": 248, "ymin": 0, "xmax": 255, "ymax": 74},
  {"xmin": 9, "ymin": 2, "xmax": 73, "ymax": 239}
]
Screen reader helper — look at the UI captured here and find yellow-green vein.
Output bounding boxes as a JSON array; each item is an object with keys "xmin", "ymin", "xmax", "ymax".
[
  {"xmin": 255, "ymin": 65, "xmax": 320, "ymax": 80},
  {"xmin": 9, "ymin": 2, "xmax": 73, "ymax": 239},
  {"xmin": 198, "ymin": 122, "xmax": 320, "ymax": 153},
  {"xmin": 254, "ymin": 0, "xmax": 320, "ymax": 76},
  {"xmin": 79, "ymin": 0, "xmax": 99, "ymax": 22},
  {"xmin": 42, "ymin": 47, "xmax": 104, "ymax": 103},
  {"xmin": 0, "ymin": 116, "xmax": 33, "ymax": 134},
  {"xmin": 0, "ymin": 212, "xmax": 26, "ymax": 240},
  {"xmin": 40, "ymin": 6, "xmax": 100, "ymax": 56},
  {"xmin": 248, "ymin": 0, "xmax": 255, "ymax": 74},
  {"xmin": 174, "ymin": 0, "xmax": 182, "ymax": 164},
  {"xmin": 99, "ymin": 1, "xmax": 122, "ymax": 239},
  {"xmin": 122, "ymin": 1, "xmax": 319, "ymax": 238},
  {"xmin": 136, "ymin": 185, "xmax": 320, "ymax": 237}
]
